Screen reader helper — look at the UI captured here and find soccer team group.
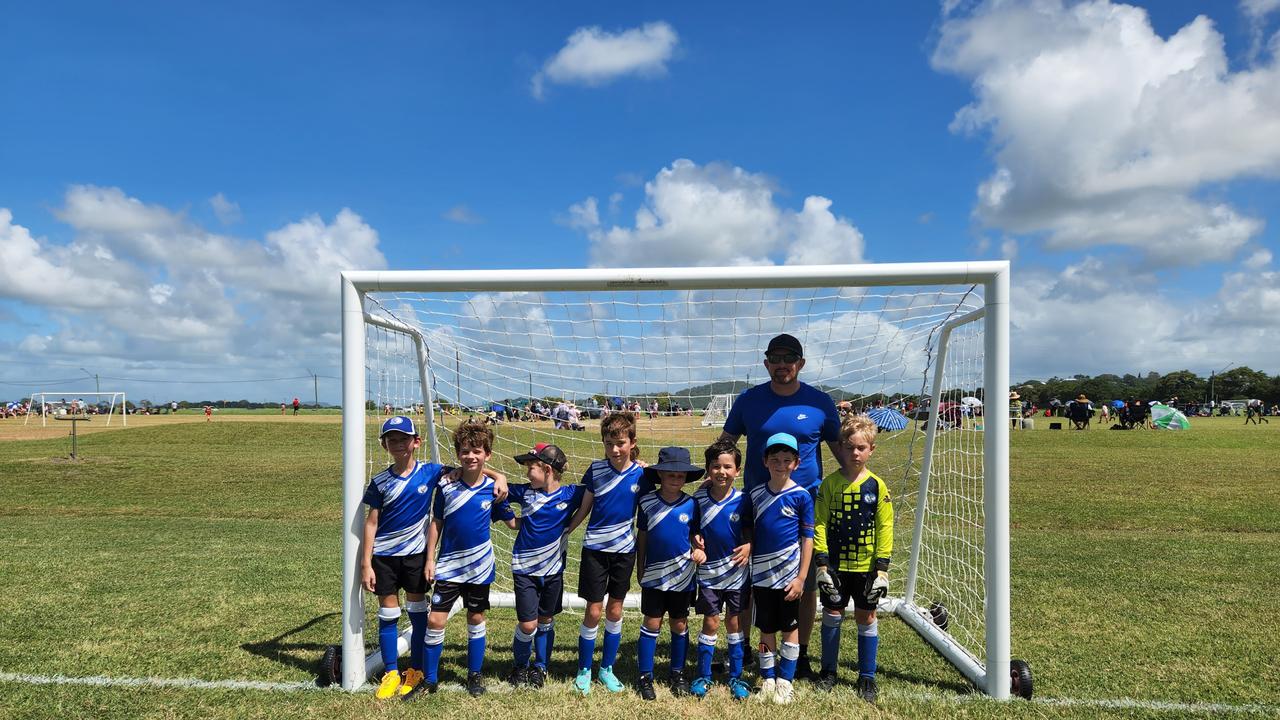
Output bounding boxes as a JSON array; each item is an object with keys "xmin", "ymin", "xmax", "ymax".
[{"xmin": 359, "ymin": 334, "xmax": 893, "ymax": 704}]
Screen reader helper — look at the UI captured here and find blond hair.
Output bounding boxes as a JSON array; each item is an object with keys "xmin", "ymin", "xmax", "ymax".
[{"xmin": 841, "ymin": 414, "xmax": 878, "ymax": 445}]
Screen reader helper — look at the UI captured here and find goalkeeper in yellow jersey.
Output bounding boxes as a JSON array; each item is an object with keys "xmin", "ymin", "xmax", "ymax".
[{"xmin": 812, "ymin": 414, "xmax": 893, "ymax": 704}]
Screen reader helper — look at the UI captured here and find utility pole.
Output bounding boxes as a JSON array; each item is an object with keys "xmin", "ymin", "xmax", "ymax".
[
  {"xmin": 307, "ymin": 369, "xmax": 319, "ymax": 408},
  {"xmin": 80, "ymin": 367, "xmax": 99, "ymax": 394}
]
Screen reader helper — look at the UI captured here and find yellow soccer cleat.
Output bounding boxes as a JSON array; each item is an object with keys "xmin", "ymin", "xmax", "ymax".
[
  {"xmin": 398, "ymin": 668, "xmax": 424, "ymax": 696},
  {"xmin": 375, "ymin": 670, "xmax": 402, "ymax": 699}
]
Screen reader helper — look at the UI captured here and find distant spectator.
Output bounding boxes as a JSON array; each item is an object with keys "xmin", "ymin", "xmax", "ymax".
[
  {"xmin": 1008, "ymin": 392, "xmax": 1023, "ymax": 429},
  {"xmin": 1067, "ymin": 394, "xmax": 1093, "ymax": 430}
]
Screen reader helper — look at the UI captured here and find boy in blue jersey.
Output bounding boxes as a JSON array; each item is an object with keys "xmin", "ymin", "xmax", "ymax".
[
  {"xmin": 690, "ymin": 440, "xmax": 752, "ymax": 701},
  {"xmin": 360, "ymin": 415, "xmax": 449, "ymax": 699},
  {"xmin": 634, "ymin": 446, "xmax": 705, "ymax": 700},
  {"xmin": 564, "ymin": 411, "xmax": 653, "ymax": 695},
  {"xmin": 417, "ymin": 421, "xmax": 516, "ymax": 698},
  {"xmin": 741, "ymin": 432, "xmax": 815, "ymax": 705},
  {"xmin": 506, "ymin": 443, "xmax": 584, "ymax": 689},
  {"xmin": 813, "ymin": 415, "xmax": 893, "ymax": 703}
]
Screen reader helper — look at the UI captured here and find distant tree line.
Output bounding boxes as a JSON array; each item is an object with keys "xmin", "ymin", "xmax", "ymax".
[{"xmin": 1011, "ymin": 367, "xmax": 1279, "ymax": 406}]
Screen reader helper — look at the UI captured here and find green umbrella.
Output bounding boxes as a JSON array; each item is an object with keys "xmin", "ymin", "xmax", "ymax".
[{"xmin": 1150, "ymin": 403, "xmax": 1190, "ymax": 430}]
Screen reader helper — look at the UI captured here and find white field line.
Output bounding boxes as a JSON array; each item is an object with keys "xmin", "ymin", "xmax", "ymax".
[
  {"xmin": 0, "ymin": 671, "xmax": 1273, "ymax": 714},
  {"xmin": 894, "ymin": 687, "xmax": 1279, "ymax": 716}
]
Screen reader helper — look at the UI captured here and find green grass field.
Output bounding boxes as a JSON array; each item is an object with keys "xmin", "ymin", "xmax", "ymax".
[{"xmin": 0, "ymin": 416, "xmax": 1277, "ymax": 719}]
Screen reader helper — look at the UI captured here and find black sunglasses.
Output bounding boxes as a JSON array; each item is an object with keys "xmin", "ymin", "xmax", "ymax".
[{"xmin": 765, "ymin": 353, "xmax": 801, "ymax": 364}]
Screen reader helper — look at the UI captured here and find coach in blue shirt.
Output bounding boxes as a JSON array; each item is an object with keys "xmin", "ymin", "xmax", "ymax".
[{"xmin": 718, "ymin": 332, "xmax": 843, "ymax": 679}]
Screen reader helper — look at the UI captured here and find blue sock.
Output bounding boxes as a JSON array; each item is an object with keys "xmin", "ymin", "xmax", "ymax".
[
  {"xmin": 601, "ymin": 617, "xmax": 623, "ymax": 668},
  {"xmin": 727, "ymin": 632, "xmax": 744, "ymax": 679},
  {"xmin": 407, "ymin": 602, "xmax": 427, "ymax": 671},
  {"xmin": 377, "ymin": 607, "xmax": 401, "ymax": 673},
  {"xmin": 424, "ymin": 628, "xmax": 445, "ymax": 684},
  {"xmin": 697, "ymin": 633, "xmax": 716, "ymax": 678},
  {"xmin": 467, "ymin": 622, "xmax": 487, "ymax": 674},
  {"xmin": 758, "ymin": 648, "xmax": 776, "ymax": 680},
  {"xmin": 637, "ymin": 625, "xmax": 658, "ymax": 676},
  {"xmin": 513, "ymin": 626, "xmax": 534, "ymax": 668},
  {"xmin": 577, "ymin": 623, "xmax": 597, "ymax": 671},
  {"xmin": 670, "ymin": 630, "xmax": 688, "ymax": 674},
  {"xmin": 820, "ymin": 612, "xmax": 842, "ymax": 675},
  {"xmin": 779, "ymin": 641, "xmax": 799, "ymax": 681},
  {"xmin": 857, "ymin": 620, "xmax": 879, "ymax": 678},
  {"xmin": 534, "ymin": 620, "xmax": 554, "ymax": 669}
]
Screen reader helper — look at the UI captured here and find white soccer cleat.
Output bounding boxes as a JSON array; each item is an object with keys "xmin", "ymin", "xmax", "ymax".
[
  {"xmin": 757, "ymin": 678, "xmax": 775, "ymax": 703},
  {"xmin": 773, "ymin": 678, "xmax": 794, "ymax": 705}
]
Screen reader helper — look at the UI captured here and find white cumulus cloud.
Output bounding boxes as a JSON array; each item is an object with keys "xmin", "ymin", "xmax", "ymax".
[
  {"xmin": 574, "ymin": 159, "xmax": 865, "ymax": 268},
  {"xmin": 0, "ymin": 187, "xmax": 387, "ymax": 372},
  {"xmin": 532, "ymin": 21, "xmax": 679, "ymax": 99},
  {"xmin": 934, "ymin": 0, "xmax": 1280, "ymax": 267}
]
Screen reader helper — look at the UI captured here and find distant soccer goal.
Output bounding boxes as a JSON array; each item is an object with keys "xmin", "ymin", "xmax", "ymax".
[
  {"xmin": 24, "ymin": 391, "xmax": 127, "ymax": 427},
  {"xmin": 339, "ymin": 262, "xmax": 1014, "ymax": 698},
  {"xmin": 700, "ymin": 393, "xmax": 735, "ymax": 427}
]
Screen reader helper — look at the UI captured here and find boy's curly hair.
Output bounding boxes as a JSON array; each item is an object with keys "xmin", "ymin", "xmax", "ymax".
[
  {"xmin": 841, "ymin": 414, "xmax": 879, "ymax": 445},
  {"xmin": 704, "ymin": 439, "xmax": 742, "ymax": 469},
  {"xmin": 453, "ymin": 420, "xmax": 493, "ymax": 454}
]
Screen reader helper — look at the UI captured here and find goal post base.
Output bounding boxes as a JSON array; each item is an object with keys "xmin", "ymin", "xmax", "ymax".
[{"xmin": 889, "ymin": 597, "xmax": 1012, "ymax": 699}]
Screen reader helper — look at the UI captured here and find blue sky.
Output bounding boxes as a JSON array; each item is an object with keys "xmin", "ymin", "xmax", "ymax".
[{"xmin": 2, "ymin": 1, "xmax": 1278, "ymax": 404}]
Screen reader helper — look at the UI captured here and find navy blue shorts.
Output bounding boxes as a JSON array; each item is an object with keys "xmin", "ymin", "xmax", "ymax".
[
  {"xmin": 513, "ymin": 573, "xmax": 564, "ymax": 622},
  {"xmin": 695, "ymin": 585, "xmax": 747, "ymax": 616}
]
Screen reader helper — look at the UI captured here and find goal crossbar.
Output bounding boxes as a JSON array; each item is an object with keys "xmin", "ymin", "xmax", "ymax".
[{"xmin": 340, "ymin": 262, "xmax": 1011, "ymax": 697}]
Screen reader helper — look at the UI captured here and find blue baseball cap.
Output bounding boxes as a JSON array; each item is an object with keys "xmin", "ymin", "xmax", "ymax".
[
  {"xmin": 764, "ymin": 432, "xmax": 798, "ymax": 454},
  {"xmin": 379, "ymin": 415, "xmax": 418, "ymax": 438}
]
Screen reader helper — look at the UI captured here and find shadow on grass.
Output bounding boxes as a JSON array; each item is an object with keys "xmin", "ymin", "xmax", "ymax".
[
  {"xmin": 240, "ymin": 613, "xmax": 340, "ymax": 675},
  {"xmin": 878, "ymin": 665, "xmax": 974, "ymax": 695}
]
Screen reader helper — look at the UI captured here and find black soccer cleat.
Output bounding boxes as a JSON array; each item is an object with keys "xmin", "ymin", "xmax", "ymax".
[
  {"xmin": 466, "ymin": 671, "xmax": 487, "ymax": 698},
  {"xmin": 856, "ymin": 675, "xmax": 878, "ymax": 704},
  {"xmin": 400, "ymin": 680, "xmax": 437, "ymax": 702},
  {"xmin": 794, "ymin": 654, "xmax": 814, "ymax": 681},
  {"xmin": 526, "ymin": 665, "xmax": 546, "ymax": 689},
  {"xmin": 508, "ymin": 665, "xmax": 528, "ymax": 688},
  {"xmin": 668, "ymin": 669, "xmax": 690, "ymax": 697},
  {"xmin": 815, "ymin": 670, "xmax": 837, "ymax": 693},
  {"xmin": 636, "ymin": 673, "xmax": 657, "ymax": 701}
]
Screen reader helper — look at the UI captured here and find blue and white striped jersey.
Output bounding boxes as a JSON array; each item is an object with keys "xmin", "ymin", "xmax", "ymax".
[
  {"xmin": 637, "ymin": 491, "xmax": 700, "ymax": 591},
  {"xmin": 508, "ymin": 483, "xmax": 585, "ymax": 577},
  {"xmin": 362, "ymin": 461, "xmax": 447, "ymax": 557},
  {"xmin": 693, "ymin": 486, "xmax": 749, "ymax": 590},
  {"xmin": 743, "ymin": 482, "xmax": 815, "ymax": 589},
  {"xmin": 432, "ymin": 475, "xmax": 515, "ymax": 585},
  {"xmin": 581, "ymin": 459, "xmax": 653, "ymax": 554}
]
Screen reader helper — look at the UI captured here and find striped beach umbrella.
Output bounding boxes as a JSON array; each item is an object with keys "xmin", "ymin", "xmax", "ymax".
[{"xmin": 866, "ymin": 406, "xmax": 909, "ymax": 431}]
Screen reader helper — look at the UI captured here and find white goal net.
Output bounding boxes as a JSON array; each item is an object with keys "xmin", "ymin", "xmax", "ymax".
[
  {"xmin": 700, "ymin": 393, "xmax": 735, "ymax": 427},
  {"xmin": 340, "ymin": 263, "xmax": 1011, "ymax": 697},
  {"xmin": 25, "ymin": 391, "xmax": 127, "ymax": 426}
]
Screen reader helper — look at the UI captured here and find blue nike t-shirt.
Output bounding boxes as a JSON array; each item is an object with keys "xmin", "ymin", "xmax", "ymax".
[{"xmin": 724, "ymin": 381, "xmax": 841, "ymax": 492}]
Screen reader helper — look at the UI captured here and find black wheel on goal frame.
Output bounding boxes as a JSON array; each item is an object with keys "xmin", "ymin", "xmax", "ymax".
[
  {"xmin": 317, "ymin": 644, "xmax": 342, "ymax": 688},
  {"xmin": 1009, "ymin": 658, "xmax": 1033, "ymax": 699},
  {"xmin": 928, "ymin": 601, "xmax": 950, "ymax": 632}
]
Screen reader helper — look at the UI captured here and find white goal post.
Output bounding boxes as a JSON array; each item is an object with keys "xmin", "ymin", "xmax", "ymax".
[
  {"xmin": 25, "ymin": 391, "xmax": 127, "ymax": 427},
  {"xmin": 700, "ymin": 393, "xmax": 735, "ymax": 427},
  {"xmin": 340, "ymin": 262, "xmax": 1011, "ymax": 697}
]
